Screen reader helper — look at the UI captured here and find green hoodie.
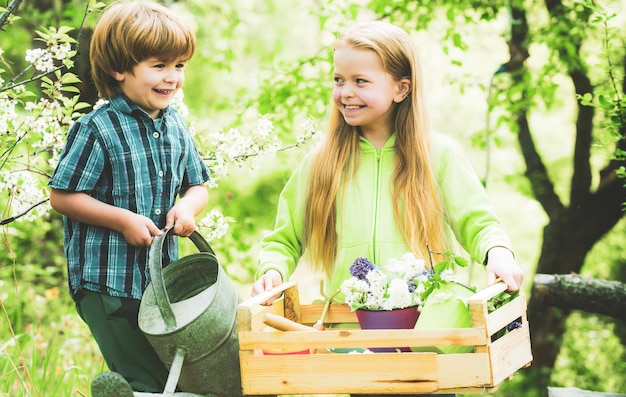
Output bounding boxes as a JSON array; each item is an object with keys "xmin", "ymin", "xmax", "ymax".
[{"xmin": 257, "ymin": 133, "xmax": 513, "ymax": 297}]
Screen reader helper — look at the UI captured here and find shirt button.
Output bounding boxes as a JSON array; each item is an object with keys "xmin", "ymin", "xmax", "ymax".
[
  {"xmin": 158, "ymin": 171, "xmax": 164, "ymax": 177},
  {"xmin": 155, "ymin": 209, "xmax": 162, "ymax": 215},
  {"xmin": 153, "ymin": 132, "xmax": 160, "ymax": 138}
]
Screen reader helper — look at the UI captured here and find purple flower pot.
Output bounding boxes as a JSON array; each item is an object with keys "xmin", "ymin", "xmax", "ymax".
[{"xmin": 355, "ymin": 306, "xmax": 420, "ymax": 352}]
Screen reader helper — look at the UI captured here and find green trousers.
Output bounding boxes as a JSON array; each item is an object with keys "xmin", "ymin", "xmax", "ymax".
[{"xmin": 76, "ymin": 289, "xmax": 169, "ymax": 392}]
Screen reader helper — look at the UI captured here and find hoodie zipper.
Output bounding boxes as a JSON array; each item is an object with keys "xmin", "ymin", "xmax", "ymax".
[{"xmin": 372, "ymin": 148, "xmax": 383, "ymax": 264}]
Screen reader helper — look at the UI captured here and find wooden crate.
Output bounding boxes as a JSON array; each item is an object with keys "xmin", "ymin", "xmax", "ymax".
[{"xmin": 237, "ymin": 281, "xmax": 532, "ymax": 395}]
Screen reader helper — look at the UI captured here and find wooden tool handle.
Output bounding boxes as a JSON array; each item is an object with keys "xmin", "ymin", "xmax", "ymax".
[{"xmin": 263, "ymin": 313, "xmax": 316, "ymax": 332}]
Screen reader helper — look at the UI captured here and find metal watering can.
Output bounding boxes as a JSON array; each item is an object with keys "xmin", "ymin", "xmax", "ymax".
[{"xmin": 138, "ymin": 227, "xmax": 243, "ymax": 396}]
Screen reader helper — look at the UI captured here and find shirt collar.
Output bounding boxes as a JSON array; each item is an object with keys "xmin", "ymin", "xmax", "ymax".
[{"xmin": 109, "ymin": 94, "xmax": 175, "ymax": 121}]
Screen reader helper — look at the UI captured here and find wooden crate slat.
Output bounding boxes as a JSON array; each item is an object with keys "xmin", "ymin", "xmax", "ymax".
[
  {"xmin": 247, "ymin": 304, "xmax": 284, "ymax": 333},
  {"xmin": 485, "ymin": 295, "xmax": 527, "ymax": 336},
  {"xmin": 436, "ymin": 353, "xmax": 492, "ymax": 388},
  {"xmin": 240, "ymin": 353, "xmax": 440, "ymax": 395},
  {"xmin": 238, "ymin": 281, "xmax": 297, "ymax": 309},
  {"xmin": 239, "ymin": 327, "xmax": 487, "ymax": 351},
  {"xmin": 300, "ymin": 302, "xmax": 358, "ymax": 324},
  {"xmin": 467, "ymin": 282, "xmax": 508, "ymax": 304},
  {"xmin": 489, "ymin": 323, "xmax": 533, "ymax": 385}
]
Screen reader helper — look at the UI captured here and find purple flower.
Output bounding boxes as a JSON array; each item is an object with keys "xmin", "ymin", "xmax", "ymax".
[
  {"xmin": 350, "ymin": 257, "xmax": 376, "ymax": 280},
  {"xmin": 506, "ymin": 321, "xmax": 523, "ymax": 332}
]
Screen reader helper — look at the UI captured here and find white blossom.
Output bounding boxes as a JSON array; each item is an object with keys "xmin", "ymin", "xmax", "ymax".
[
  {"xmin": 197, "ymin": 209, "xmax": 231, "ymax": 241},
  {"xmin": 26, "ymin": 48, "xmax": 54, "ymax": 72},
  {"xmin": 0, "ymin": 171, "xmax": 50, "ymax": 222}
]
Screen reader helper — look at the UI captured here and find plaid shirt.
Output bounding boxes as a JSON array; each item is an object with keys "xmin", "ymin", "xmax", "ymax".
[{"xmin": 49, "ymin": 95, "xmax": 210, "ymax": 300}]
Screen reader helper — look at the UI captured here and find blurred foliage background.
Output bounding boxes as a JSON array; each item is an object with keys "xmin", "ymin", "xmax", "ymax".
[{"xmin": 1, "ymin": 0, "xmax": 625, "ymax": 396}]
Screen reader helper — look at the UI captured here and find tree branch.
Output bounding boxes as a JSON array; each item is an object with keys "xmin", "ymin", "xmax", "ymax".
[
  {"xmin": 0, "ymin": 0, "xmax": 24, "ymax": 31},
  {"xmin": 533, "ymin": 273, "xmax": 626, "ymax": 321},
  {"xmin": 0, "ymin": 198, "xmax": 49, "ymax": 226},
  {"xmin": 544, "ymin": 0, "xmax": 595, "ymax": 211},
  {"xmin": 517, "ymin": 103, "xmax": 565, "ymax": 216},
  {"xmin": 508, "ymin": 4, "xmax": 564, "ymax": 217}
]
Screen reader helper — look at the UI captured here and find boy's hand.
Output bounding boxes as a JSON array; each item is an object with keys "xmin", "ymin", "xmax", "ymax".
[
  {"xmin": 165, "ymin": 185, "xmax": 209, "ymax": 237},
  {"xmin": 165, "ymin": 205, "xmax": 196, "ymax": 237},
  {"xmin": 120, "ymin": 213, "xmax": 162, "ymax": 246}
]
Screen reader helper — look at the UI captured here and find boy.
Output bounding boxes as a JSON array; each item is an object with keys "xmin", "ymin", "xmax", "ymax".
[{"xmin": 49, "ymin": 1, "xmax": 210, "ymax": 393}]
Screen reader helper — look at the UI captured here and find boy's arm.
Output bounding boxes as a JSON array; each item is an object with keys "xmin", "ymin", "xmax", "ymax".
[
  {"xmin": 49, "ymin": 188, "xmax": 162, "ymax": 246},
  {"xmin": 165, "ymin": 184, "xmax": 209, "ymax": 237}
]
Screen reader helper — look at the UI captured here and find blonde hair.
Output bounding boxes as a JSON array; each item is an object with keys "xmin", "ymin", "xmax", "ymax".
[
  {"xmin": 89, "ymin": 1, "xmax": 196, "ymax": 99},
  {"xmin": 304, "ymin": 21, "xmax": 448, "ymax": 274}
]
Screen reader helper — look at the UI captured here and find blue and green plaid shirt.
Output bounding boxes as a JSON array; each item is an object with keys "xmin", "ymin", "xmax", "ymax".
[{"xmin": 49, "ymin": 95, "xmax": 210, "ymax": 300}]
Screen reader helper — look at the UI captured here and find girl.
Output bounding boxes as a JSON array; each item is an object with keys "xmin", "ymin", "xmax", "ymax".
[{"xmin": 252, "ymin": 20, "xmax": 524, "ymax": 397}]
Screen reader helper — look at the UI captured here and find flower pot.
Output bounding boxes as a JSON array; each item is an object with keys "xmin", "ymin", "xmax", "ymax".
[
  {"xmin": 355, "ymin": 306, "xmax": 420, "ymax": 352},
  {"xmin": 411, "ymin": 281, "xmax": 475, "ymax": 354}
]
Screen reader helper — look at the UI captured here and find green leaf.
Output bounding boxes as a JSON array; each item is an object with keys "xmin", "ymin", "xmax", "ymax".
[
  {"xmin": 60, "ymin": 73, "xmax": 82, "ymax": 84},
  {"xmin": 61, "ymin": 86, "xmax": 81, "ymax": 94},
  {"xmin": 446, "ymin": 7, "xmax": 455, "ymax": 22},
  {"xmin": 453, "ymin": 256, "xmax": 468, "ymax": 268},
  {"xmin": 433, "ymin": 261, "xmax": 449, "ymax": 273}
]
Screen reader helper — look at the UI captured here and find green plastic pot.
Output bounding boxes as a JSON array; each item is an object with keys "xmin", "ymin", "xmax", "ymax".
[{"xmin": 411, "ymin": 281, "xmax": 475, "ymax": 354}]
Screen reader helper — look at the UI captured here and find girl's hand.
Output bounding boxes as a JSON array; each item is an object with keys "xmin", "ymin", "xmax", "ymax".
[
  {"xmin": 486, "ymin": 247, "xmax": 524, "ymax": 292},
  {"xmin": 251, "ymin": 269, "xmax": 283, "ymax": 305}
]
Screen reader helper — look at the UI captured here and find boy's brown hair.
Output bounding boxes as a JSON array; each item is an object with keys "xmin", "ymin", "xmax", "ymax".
[{"xmin": 90, "ymin": 0, "xmax": 196, "ymax": 99}]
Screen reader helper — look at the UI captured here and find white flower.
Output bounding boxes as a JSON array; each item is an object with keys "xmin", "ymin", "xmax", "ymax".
[
  {"xmin": 0, "ymin": 171, "xmax": 50, "ymax": 222},
  {"xmin": 26, "ymin": 48, "xmax": 54, "ymax": 73},
  {"xmin": 197, "ymin": 209, "xmax": 232, "ymax": 241},
  {"xmin": 341, "ymin": 254, "xmax": 430, "ymax": 311},
  {"xmin": 385, "ymin": 252, "xmax": 426, "ymax": 281},
  {"xmin": 383, "ymin": 279, "xmax": 415, "ymax": 310},
  {"xmin": 439, "ymin": 268, "xmax": 458, "ymax": 282}
]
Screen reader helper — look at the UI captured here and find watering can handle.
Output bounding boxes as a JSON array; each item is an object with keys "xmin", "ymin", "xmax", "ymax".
[{"xmin": 148, "ymin": 227, "xmax": 215, "ymax": 332}]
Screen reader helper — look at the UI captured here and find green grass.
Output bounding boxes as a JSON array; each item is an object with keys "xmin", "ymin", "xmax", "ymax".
[{"xmin": 1, "ymin": 286, "xmax": 104, "ymax": 396}]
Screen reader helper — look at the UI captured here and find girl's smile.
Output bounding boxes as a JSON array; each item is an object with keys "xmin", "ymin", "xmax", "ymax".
[{"xmin": 332, "ymin": 46, "xmax": 409, "ymax": 145}]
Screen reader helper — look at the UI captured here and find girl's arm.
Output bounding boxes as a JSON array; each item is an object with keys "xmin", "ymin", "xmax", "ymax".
[
  {"xmin": 49, "ymin": 188, "xmax": 162, "ymax": 246},
  {"xmin": 431, "ymin": 134, "xmax": 524, "ymax": 291},
  {"xmin": 165, "ymin": 184, "xmax": 209, "ymax": 237}
]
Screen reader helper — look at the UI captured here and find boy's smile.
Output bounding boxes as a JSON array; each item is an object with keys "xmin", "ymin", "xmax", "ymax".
[{"xmin": 113, "ymin": 57, "xmax": 187, "ymax": 119}]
